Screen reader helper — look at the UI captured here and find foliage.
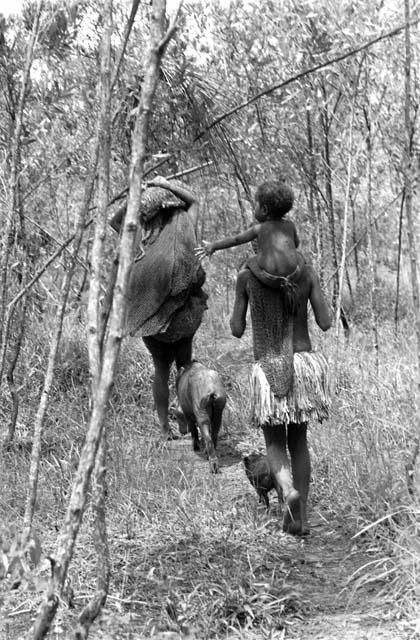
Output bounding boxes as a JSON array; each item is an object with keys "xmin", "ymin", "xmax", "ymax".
[
  {"xmin": 0, "ymin": 527, "xmax": 43, "ymax": 593},
  {"xmin": 0, "ymin": 0, "xmax": 419, "ymax": 637}
]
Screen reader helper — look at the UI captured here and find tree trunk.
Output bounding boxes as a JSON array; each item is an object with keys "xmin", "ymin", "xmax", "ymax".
[
  {"xmin": 364, "ymin": 105, "xmax": 379, "ymax": 370},
  {"xmin": 403, "ymin": 0, "xmax": 420, "ymax": 382},
  {"xmin": 0, "ymin": 1, "xmax": 42, "ymax": 374},
  {"xmin": 87, "ymin": 0, "xmax": 113, "ymax": 388},
  {"xmin": 5, "ymin": 295, "xmax": 28, "ymax": 444},
  {"xmin": 351, "ymin": 198, "xmax": 360, "ymax": 283},
  {"xmin": 74, "ymin": 437, "xmax": 109, "ymax": 640},
  {"xmin": 306, "ymin": 106, "xmax": 324, "ymax": 282},
  {"xmin": 394, "ymin": 192, "xmax": 405, "ymax": 333},
  {"xmin": 76, "ymin": 1, "xmax": 113, "ymax": 635},
  {"xmin": 335, "ymin": 62, "xmax": 363, "ymax": 343},
  {"xmin": 29, "ymin": 2, "xmax": 174, "ymax": 637},
  {"xmin": 320, "ymin": 98, "xmax": 339, "ymax": 304},
  {"xmin": 23, "ymin": 150, "xmax": 98, "ymax": 540}
]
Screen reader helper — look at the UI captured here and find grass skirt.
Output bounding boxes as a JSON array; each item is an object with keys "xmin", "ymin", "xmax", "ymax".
[{"xmin": 250, "ymin": 352, "xmax": 330, "ymax": 426}]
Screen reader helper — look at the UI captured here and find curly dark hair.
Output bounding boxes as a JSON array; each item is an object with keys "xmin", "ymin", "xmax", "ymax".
[{"xmin": 255, "ymin": 181, "xmax": 294, "ymax": 218}]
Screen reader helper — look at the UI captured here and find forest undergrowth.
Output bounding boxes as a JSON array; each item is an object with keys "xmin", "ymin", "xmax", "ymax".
[{"xmin": 0, "ymin": 303, "xmax": 419, "ymax": 639}]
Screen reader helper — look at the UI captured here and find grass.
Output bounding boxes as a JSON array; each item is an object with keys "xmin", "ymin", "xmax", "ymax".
[{"xmin": 0, "ymin": 305, "xmax": 419, "ymax": 638}]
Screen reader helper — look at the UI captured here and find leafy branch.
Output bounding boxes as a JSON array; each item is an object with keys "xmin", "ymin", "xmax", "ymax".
[{"xmin": 195, "ymin": 19, "xmax": 420, "ymax": 139}]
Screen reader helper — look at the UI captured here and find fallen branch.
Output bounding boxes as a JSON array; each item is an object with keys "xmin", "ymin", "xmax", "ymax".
[
  {"xmin": 111, "ymin": 0, "xmax": 141, "ymax": 89},
  {"xmin": 195, "ymin": 19, "xmax": 420, "ymax": 139}
]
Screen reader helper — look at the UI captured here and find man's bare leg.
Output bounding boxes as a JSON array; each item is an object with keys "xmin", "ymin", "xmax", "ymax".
[
  {"xmin": 174, "ymin": 336, "xmax": 193, "ymax": 370},
  {"xmin": 262, "ymin": 424, "xmax": 301, "ymax": 529},
  {"xmin": 230, "ymin": 269, "xmax": 250, "ymax": 338},
  {"xmin": 151, "ymin": 359, "xmax": 172, "ymax": 437},
  {"xmin": 286, "ymin": 423, "xmax": 310, "ymax": 535},
  {"xmin": 145, "ymin": 336, "xmax": 193, "ymax": 440}
]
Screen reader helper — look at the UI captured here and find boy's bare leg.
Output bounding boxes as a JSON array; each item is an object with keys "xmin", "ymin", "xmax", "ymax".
[
  {"xmin": 286, "ymin": 423, "xmax": 310, "ymax": 535},
  {"xmin": 230, "ymin": 269, "xmax": 250, "ymax": 338},
  {"xmin": 262, "ymin": 424, "xmax": 300, "ymax": 525}
]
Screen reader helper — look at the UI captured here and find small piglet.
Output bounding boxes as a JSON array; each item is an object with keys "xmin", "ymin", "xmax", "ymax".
[
  {"xmin": 243, "ymin": 453, "xmax": 275, "ymax": 508},
  {"xmin": 175, "ymin": 361, "xmax": 226, "ymax": 473}
]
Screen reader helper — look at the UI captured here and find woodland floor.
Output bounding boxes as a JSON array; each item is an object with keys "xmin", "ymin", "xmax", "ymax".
[
  {"xmin": 1, "ymin": 337, "xmax": 417, "ymax": 639},
  {"xmin": 1, "ymin": 433, "xmax": 413, "ymax": 640},
  {"xmin": 92, "ymin": 441, "xmax": 414, "ymax": 640}
]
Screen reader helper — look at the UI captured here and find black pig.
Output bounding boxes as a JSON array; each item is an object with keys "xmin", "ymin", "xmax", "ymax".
[{"xmin": 243, "ymin": 453, "xmax": 275, "ymax": 508}]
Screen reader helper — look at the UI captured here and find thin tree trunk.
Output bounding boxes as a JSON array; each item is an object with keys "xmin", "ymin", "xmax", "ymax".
[
  {"xmin": 0, "ymin": 1, "xmax": 42, "ymax": 364},
  {"xmin": 320, "ymin": 97, "xmax": 339, "ymax": 304},
  {"xmin": 351, "ymin": 198, "xmax": 360, "ymax": 283},
  {"xmin": 223, "ymin": 212, "xmax": 230, "ymax": 314},
  {"xmin": 364, "ymin": 105, "xmax": 379, "ymax": 370},
  {"xmin": 345, "ymin": 266, "xmax": 353, "ymax": 305},
  {"xmin": 394, "ymin": 191, "xmax": 405, "ymax": 333},
  {"xmin": 5, "ymin": 295, "xmax": 28, "ymax": 444},
  {"xmin": 76, "ymin": 2, "xmax": 113, "ymax": 635},
  {"xmin": 74, "ymin": 437, "xmax": 109, "ymax": 640},
  {"xmin": 22, "ymin": 149, "xmax": 98, "ymax": 540},
  {"xmin": 326, "ymin": 192, "xmax": 402, "ymax": 287},
  {"xmin": 87, "ymin": 0, "xmax": 113, "ymax": 388},
  {"xmin": 6, "ymin": 118, "xmax": 29, "ymax": 445},
  {"xmin": 233, "ymin": 174, "xmax": 248, "ymax": 229},
  {"xmin": 403, "ymin": 0, "xmax": 420, "ymax": 381},
  {"xmin": 335, "ymin": 64, "xmax": 363, "ymax": 342},
  {"xmin": 29, "ymin": 2, "xmax": 175, "ymax": 637},
  {"xmin": 306, "ymin": 106, "xmax": 324, "ymax": 282}
]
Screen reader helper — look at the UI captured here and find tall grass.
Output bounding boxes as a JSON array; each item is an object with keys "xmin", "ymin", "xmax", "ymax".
[
  {"xmin": 0, "ymin": 304, "xmax": 418, "ymax": 637},
  {"xmin": 311, "ymin": 320, "xmax": 419, "ymax": 623}
]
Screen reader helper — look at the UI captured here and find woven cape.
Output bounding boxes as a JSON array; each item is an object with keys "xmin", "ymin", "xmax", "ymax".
[
  {"xmin": 124, "ymin": 201, "xmax": 204, "ymax": 338},
  {"xmin": 250, "ymin": 352, "xmax": 330, "ymax": 426},
  {"xmin": 247, "ymin": 272, "xmax": 294, "ymax": 397}
]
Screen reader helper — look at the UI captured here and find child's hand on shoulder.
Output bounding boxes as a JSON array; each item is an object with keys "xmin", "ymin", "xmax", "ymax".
[{"xmin": 194, "ymin": 240, "xmax": 213, "ymax": 261}]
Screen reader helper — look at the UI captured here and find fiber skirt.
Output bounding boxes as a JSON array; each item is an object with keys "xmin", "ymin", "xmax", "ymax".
[{"xmin": 250, "ymin": 351, "xmax": 330, "ymax": 427}]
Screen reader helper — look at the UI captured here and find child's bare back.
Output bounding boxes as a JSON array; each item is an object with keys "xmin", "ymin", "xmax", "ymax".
[{"xmin": 256, "ymin": 218, "xmax": 300, "ymax": 277}]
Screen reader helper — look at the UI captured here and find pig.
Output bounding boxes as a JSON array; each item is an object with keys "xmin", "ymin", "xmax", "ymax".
[
  {"xmin": 174, "ymin": 361, "xmax": 226, "ymax": 473},
  {"xmin": 243, "ymin": 453, "xmax": 275, "ymax": 508}
]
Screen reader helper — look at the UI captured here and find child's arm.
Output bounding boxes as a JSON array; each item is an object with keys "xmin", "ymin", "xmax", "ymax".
[
  {"xmin": 195, "ymin": 225, "xmax": 260, "ymax": 260},
  {"xmin": 147, "ymin": 175, "xmax": 197, "ymax": 207}
]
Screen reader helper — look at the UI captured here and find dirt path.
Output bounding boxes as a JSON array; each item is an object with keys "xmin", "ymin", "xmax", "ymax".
[
  {"xmin": 159, "ymin": 436, "xmax": 408, "ymax": 640},
  {"xmin": 1, "ymin": 433, "xmax": 409, "ymax": 640}
]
